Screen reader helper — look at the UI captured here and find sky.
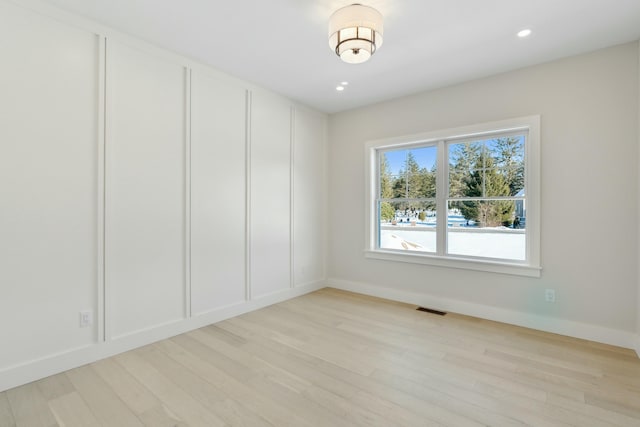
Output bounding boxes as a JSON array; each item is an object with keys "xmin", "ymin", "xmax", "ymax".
[
  {"xmin": 383, "ymin": 146, "xmax": 437, "ymax": 176},
  {"xmin": 382, "ymin": 135, "xmax": 524, "ymax": 176}
]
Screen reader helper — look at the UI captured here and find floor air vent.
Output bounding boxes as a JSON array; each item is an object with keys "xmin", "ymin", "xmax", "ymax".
[{"xmin": 416, "ymin": 307, "xmax": 447, "ymax": 316}]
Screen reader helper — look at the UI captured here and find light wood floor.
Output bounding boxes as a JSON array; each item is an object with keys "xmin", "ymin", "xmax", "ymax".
[{"xmin": 2, "ymin": 288, "xmax": 640, "ymax": 427}]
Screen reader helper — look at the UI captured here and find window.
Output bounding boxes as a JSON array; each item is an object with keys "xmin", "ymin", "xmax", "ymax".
[{"xmin": 365, "ymin": 116, "xmax": 540, "ymax": 277}]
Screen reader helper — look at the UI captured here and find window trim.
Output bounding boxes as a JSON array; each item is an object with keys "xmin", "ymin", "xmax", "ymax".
[{"xmin": 364, "ymin": 116, "xmax": 541, "ymax": 277}]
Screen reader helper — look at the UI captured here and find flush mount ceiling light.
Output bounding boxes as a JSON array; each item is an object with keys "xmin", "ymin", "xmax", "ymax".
[{"xmin": 329, "ymin": 4, "xmax": 384, "ymax": 64}]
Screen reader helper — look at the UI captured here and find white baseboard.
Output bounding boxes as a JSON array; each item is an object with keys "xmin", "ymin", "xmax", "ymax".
[
  {"xmin": 0, "ymin": 280, "xmax": 325, "ymax": 393},
  {"xmin": 328, "ymin": 277, "xmax": 639, "ymax": 353}
]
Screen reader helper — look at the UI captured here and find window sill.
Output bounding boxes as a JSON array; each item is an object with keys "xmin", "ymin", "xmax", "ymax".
[{"xmin": 364, "ymin": 249, "xmax": 541, "ymax": 277}]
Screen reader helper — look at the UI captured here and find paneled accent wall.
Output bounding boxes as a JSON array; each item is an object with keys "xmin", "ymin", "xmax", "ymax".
[
  {"xmin": 190, "ymin": 68, "xmax": 248, "ymax": 315},
  {"xmin": 105, "ymin": 40, "xmax": 189, "ymax": 339},
  {"xmin": 249, "ymin": 90, "xmax": 294, "ymax": 299},
  {"xmin": 0, "ymin": 0, "xmax": 99, "ymax": 369},
  {"xmin": 0, "ymin": 0, "xmax": 327, "ymax": 391}
]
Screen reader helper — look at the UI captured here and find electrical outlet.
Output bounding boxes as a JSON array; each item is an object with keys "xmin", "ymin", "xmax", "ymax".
[
  {"xmin": 544, "ymin": 289, "xmax": 556, "ymax": 303},
  {"xmin": 79, "ymin": 310, "xmax": 93, "ymax": 328}
]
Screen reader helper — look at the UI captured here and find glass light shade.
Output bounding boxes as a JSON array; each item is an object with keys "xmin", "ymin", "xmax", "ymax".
[
  {"xmin": 338, "ymin": 38, "xmax": 372, "ymax": 64},
  {"xmin": 328, "ymin": 4, "xmax": 383, "ymax": 64}
]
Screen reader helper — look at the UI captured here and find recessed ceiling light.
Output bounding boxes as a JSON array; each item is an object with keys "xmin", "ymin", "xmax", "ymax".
[
  {"xmin": 517, "ymin": 29, "xmax": 532, "ymax": 38},
  {"xmin": 336, "ymin": 86, "xmax": 345, "ymax": 91},
  {"xmin": 341, "ymin": 81, "xmax": 349, "ymax": 86}
]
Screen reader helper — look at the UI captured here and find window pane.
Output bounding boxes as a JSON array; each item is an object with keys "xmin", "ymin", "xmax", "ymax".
[
  {"xmin": 382, "ymin": 149, "xmax": 408, "ymax": 176},
  {"xmin": 380, "ymin": 146, "xmax": 437, "ymax": 199},
  {"xmin": 449, "ymin": 136, "xmax": 525, "ymax": 198},
  {"xmin": 378, "ymin": 201, "xmax": 436, "ymax": 253},
  {"xmin": 407, "ymin": 146, "xmax": 437, "ymax": 170},
  {"xmin": 493, "ymin": 136, "xmax": 525, "ymax": 196},
  {"xmin": 447, "ymin": 201, "xmax": 525, "ymax": 260}
]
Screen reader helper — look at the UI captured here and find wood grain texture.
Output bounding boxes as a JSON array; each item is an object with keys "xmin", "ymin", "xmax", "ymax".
[
  {"xmin": 4, "ymin": 288, "xmax": 640, "ymax": 426},
  {"xmin": 65, "ymin": 365, "xmax": 143, "ymax": 427},
  {"xmin": 48, "ymin": 391, "xmax": 101, "ymax": 427},
  {"xmin": 6, "ymin": 382, "xmax": 57, "ymax": 427},
  {"xmin": 0, "ymin": 392, "xmax": 16, "ymax": 427}
]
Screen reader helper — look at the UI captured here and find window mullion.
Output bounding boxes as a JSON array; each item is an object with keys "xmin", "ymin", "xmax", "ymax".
[{"xmin": 436, "ymin": 140, "xmax": 447, "ymax": 256}]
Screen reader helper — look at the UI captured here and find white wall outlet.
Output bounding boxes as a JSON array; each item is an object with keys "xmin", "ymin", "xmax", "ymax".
[
  {"xmin": 544, "ymin": 289, "xmax": 556, "ymax": 303},
  {"xmin": 79, "ymin": 310, "xmax": 93, "ymax": 328}
]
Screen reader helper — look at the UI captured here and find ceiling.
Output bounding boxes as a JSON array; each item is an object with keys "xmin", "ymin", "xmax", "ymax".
[{"xmin": 40, "ymin": 0, "xmax": 640, "ymax": 113}]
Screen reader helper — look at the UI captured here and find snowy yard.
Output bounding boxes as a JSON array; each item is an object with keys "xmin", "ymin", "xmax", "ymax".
[{"xmin": 380, "ymin": 226, "xmax": 525, "ymax": 260}]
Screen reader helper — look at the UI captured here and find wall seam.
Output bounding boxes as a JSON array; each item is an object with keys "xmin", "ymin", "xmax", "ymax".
[{"xmin": 97, "ymin": 34, "xmax": 107, "ymax": 343}]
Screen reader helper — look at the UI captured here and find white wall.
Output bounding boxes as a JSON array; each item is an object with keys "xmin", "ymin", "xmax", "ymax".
[
  {"xmin": 0, "ymin": 0, "xmax": 99, "ymax": 370},
  {"xmin": 190, "ymin": 67, "xmax": 248, "ymax": 315},
  {"xmin": 250, "ymin": 90, "xmax": 293, "ymax": 299},
  {"xmin": 328, "ymin": 42, "xmax": 640, "ymax": 348},
  {"xmin": 106, "ymin": 39, "xmax": 188, "ymax": 339},
  {"xmin": 294, "ymin": 107, "xmax": 328, "ymax": 287},
  {"xmin": 0, "ymin": 1, "xmax": 327, "ymax": 391}
]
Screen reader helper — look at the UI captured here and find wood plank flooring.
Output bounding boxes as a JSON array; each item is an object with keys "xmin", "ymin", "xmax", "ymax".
[{"xmin": 2, "ymin": 288, "xmax": 640, "ymax": 426}]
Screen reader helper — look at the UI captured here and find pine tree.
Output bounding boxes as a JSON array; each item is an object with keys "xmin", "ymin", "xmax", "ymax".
[
  {"xmin": 459, "ymin": 153, "xmax": 514, "ymax": 227},
  {"xmin": 380, "ymin": 153, "xmax": 394, "ymax": 199},
  {"xmin": 418, "ymin": 164, "xmax": 436, "ymax": 198},
  {"xmin": 405, "ymin": 152, "xmax": 422, "ymax": 199},
  {"xmin": 449, "ymin": 142, "xmax": 481, "ymax": 198},
  {"xmin": 449, "ymin": 142, "xmax": 481, "ymax": 215},
  {"xmin": 392, "ymin": 173, "xmax": 407, "ymax": 199},
  {"xmin": 494, "ymin": 137, "xmax": 524, "ymax": 196},
  {"xmin": 380, "ymin": 202, "xmax": 396, "ymax": 222},
  {"xmin": 379, "ymin": 154, "xmax": 394, "ymax": 221},
  {"xmin": 379, "ymin": 153, "xmax": 395, "ymax": 221}
]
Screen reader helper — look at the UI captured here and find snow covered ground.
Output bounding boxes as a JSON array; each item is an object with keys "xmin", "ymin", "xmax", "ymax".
[{"xmin": 380, "ymin": 227, "xmax": 525, "ymax": 260}]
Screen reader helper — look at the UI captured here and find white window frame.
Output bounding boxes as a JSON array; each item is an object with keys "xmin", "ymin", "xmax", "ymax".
[{"xmin": 364, "ymin": 116, "xmax": 541, "ymax": 277}]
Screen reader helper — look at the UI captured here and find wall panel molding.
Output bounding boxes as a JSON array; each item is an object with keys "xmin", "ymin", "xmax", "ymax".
[
  {"xmin": 246, "ymin": 90, "xmax": 253, "ymax": 302},
  {"xmin": 97, "ymin": 35, "xmax": 107, "ymax": 344},
  {"xmin": 0, "ymin": 0, "xmax": 327, "ymax": 392}
]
